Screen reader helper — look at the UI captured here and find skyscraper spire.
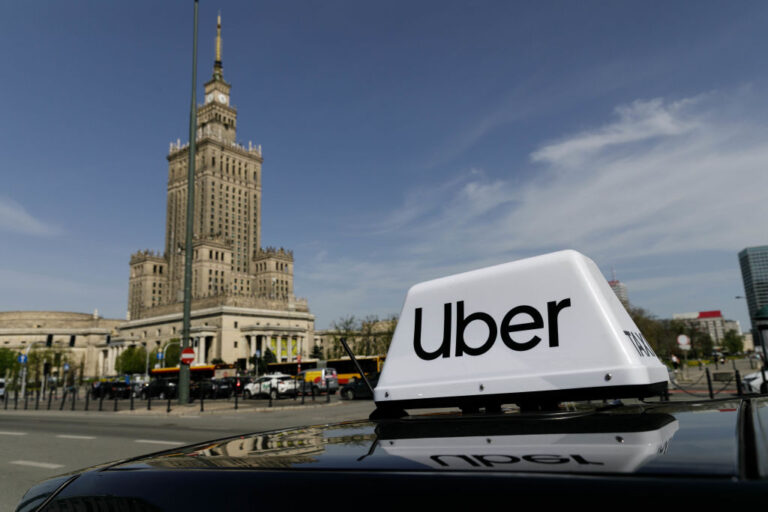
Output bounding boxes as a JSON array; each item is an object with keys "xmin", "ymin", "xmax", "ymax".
[{"xmin": 213, "ymin": 13, "xmax": 223, "ymax": 80}]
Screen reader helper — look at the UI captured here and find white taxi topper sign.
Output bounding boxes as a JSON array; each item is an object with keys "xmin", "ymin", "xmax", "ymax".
[{"xmin": 374, "ymin": 250, "xmax": 668, "ymax": 411}]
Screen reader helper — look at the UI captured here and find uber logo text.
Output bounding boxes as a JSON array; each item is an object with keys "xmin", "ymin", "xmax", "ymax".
[
  {"xmin": 413, "ymin": 299, "xmax": 572, "ymax": 360},
  {"xmin": 430, "ymin": 454, "xmax": 603, "ymax": 467}
]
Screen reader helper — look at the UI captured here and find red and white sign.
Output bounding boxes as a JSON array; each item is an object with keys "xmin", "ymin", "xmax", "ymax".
[
  {"xmin": 180, "ymin": 347, "xmax": 195, "ymax": 365},
  {"xmin": 677, "ymin": 335, "xmax": 691, "ymax": 346}
]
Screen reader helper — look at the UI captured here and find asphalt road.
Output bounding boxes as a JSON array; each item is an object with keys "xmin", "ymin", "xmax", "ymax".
[{"xmin": 0, "ymin": 397, "xmax": 376, "ymax": 511}]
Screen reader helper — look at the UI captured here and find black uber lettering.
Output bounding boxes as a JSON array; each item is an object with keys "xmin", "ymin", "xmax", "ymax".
[
  {"xmin": 414, "ymin": 298, "xmax": 572, "ymax": 360},
  {"xmin": 456, "ymin": 301, "xmax": 498, "ymax": 357},
  {"xmin": 522, "ymin": 454, "xmax": 570, "ymax": 464},
  {"xmin": 430, "ymin": 455, "xmax": 480, "ymax": 467},
  {"xmin": 472, "ymin": 455, "xmax": 521, "ymax": 467}
]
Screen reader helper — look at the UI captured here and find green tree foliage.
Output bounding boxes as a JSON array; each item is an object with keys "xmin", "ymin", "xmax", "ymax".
[
  {"xmin": 115, "ymin": 346, "xmax": 147, "ymax": 375},
  {"xmin": 628, "ymin": 307, "xmax": 716, "ymax": 360},
  {"xmin": 310, "ymin": 344, "xmax": 324, "ymax": 360},
  {"xmin": 722, "ymin": 330, "xmax": 744, "ymax": 355},
  {"xmin": 257, "ymin": 348, "xmax": 276, "ymax": 374},
  {"xmin": 330, "ymin": 315, "xmax": 358, "ymax": 358},
  {"xmin": 0, "ymin": 348, "xmax": 17, "ymax": 377}
]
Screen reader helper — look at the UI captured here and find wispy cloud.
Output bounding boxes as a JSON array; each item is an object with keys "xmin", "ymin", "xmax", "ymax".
[
  {"xmin": 302, "ymin": 90, "xmax": 768, "ymax": 325},
  {"xmin": 530, "ymin": 98, "xmax": 699, "ymax": 165},
  {"xmin": 0, "ymin": 198, "xmax": 61, "ymax": 236}
]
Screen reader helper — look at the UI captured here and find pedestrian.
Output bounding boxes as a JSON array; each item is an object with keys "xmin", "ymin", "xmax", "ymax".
[{"xmin": 671, "ymin": 354, "xmax": 680, "ymax": 372}]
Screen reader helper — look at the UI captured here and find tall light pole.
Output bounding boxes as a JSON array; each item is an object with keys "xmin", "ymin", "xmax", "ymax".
[{"xmin": 180, "ymin": 0, "xmax": 199, "ymax": 405}]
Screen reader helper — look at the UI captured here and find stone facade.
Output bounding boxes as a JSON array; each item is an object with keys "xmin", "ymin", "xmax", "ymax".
[
  {"xmin": 119, "ymin": 16, "xmax": 314, "ymax": 371},
  {"xmin": 0, "ymin": 311, "xmax": 123, "ymax": 378}
]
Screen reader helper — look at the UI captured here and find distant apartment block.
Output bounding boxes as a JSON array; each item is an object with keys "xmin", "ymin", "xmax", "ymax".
[{"xmin": 672, "ymin": 310, "xmax": 741, "ymax": 344}]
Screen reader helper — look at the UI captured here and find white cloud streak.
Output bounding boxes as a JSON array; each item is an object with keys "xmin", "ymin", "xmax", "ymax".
[
  {"xmin": 303, "ymin": 92, "xmax": 768, "ymax": 325},
  {"xmin": 0, "ymin": 198, "xmax": 61, "ymax": 236}
]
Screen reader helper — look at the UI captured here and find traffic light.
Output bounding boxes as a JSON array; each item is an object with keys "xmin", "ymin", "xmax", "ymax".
[
  {"xmin": 46, "ymin": 334, "xmax": 53, "ymax": 347},
  {"xmin": 69, "ymin": 335, "xmax": 76, "ymax": 347},
  {"xmin": 44, "ymin": 362, "xmax": 51, "ymax": 375}
]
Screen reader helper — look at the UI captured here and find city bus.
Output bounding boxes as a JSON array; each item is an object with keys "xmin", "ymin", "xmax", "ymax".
[
  {"xmin": 267, "ymin": 355, "xmax": 385, "ymax": 384},
  {"xmin": 150, "ymin": 363, "xmax": 237, "ymax": 381}
]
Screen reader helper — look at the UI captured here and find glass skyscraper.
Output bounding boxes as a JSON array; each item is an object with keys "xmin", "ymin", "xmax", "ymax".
[{"xmin": 738, "ymin": 245, "xmax": 768, "ymax": 335}]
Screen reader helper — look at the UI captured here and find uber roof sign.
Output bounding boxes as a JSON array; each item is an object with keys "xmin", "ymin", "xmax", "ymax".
[{"xmin": 374, "ymin": 250, "xmax": 669, "ymax": 413}]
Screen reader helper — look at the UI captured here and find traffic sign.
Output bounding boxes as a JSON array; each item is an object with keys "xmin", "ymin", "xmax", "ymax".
[
  {"xmin": 677, "ymin": 334, "xmax": 691, "ymax": 346},
  {"xmin": 180, "ymin": 347, "xmax": 195, "ymax": 365},
  {"xmin": 17, "ymin": 354, "xmax": 27, "ymax": 364},
  {"xmin": 157, "ymin": 351, "xmax": 164, "ymax": 360},
  {"xmin": 63, "ymin": 363, "xmax": 70, "ymax": 372}
]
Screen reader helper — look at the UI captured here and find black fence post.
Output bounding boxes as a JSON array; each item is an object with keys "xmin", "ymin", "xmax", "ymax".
[
  {"xmin": 130, "ymin": 392, "xmax": 134, "ymax": 411},
  {"xmin": 47, "ymin": 388, "xmax": 53, "ymax": 410},
  {"xmin": 24, "ymin": 390, "xmax": 28, "ymax": 410},
  {"xmin": 735, "ymin": 369, "xmax": 743, "ymax": 396},
  {"xmin": 4, "ymin": 388, "xmax": 8, "ymax": 409},
  {"xmin": 234, "ymin": 389, "xmax": 239, "ymax": 410},
  {"xmin": 326, "ymin": 378, "xmax": 330, "ymax": 403},
  {"xmin": 705, "ymin": 368, "xmax": 714, "ymax": 399},
  {"xmin": 147, "ymin": 393, "xmax": 151, "ymax": 411},
  {"xmin": 113, "ymin": 394, "xmax": 118, "ymax": 412},
  {"xmin": 301, "ymin": 380, "xmax": 305, "ymax": 405},
  {"xmin": 311, "ymin": 384, "xmax": 316, "ymax": 402},
  {"xmin": 200, "ymin": 390, "xmax": 204, "ymax": 412},
  {"xmin": 14, "ymin": 389, "xmax": 18, "ymax": 410},
  {"xmin": 59, "ymin": 389, "xmax": 67, "ymax": 410},
  {"xmin": 98, "ymin": 392, "xmax": 104, "ymax": 412},
  {"xmin": 268, "ymin": 382, "xmax": 272, "ymax": 408},
  {"xmin": 71, "ymin": 388, "xmax": 76, "ymax": 411},
  {"xmin": 35, "ymin": 390, "xmax": 40, "ymax": 410},
  {"xmin": 85, "ymin": 390, "xmax": 90, "ymax": 411},
  {"xmin": 166, "ymin": 396, "xmax": 171, "ymax": 413}
]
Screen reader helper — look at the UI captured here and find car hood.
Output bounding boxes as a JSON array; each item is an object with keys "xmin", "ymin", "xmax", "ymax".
[
  {"xmin": 18, "ymin": 397, "xmax": 768, "ymax": 511},
  {"xmin": 99, "ymin": 399, "xmax": 749, "ymax": 475}
]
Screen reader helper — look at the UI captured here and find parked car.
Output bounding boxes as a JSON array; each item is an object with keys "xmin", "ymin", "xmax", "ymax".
[
  {"xmin": 340, "ymin": 375, "xmax": 378, "ymax": 400},
  {"xmin": 138, "ymin": 378, "xmax": 177, "ymax": 400},
  {"xmin": 223, "ymin": 376, "xmax": 252, "ymax": 396},
  {"xmin": 90, "ymin": 379, "xmax": 131, "ymax": 399},
  {"xmin": 296, "ymin": 368, "xmax": 339, "ymax": 395},
  {"xmin": 243, "ymin": 374, "xmax": 298, "ymax": 400},
  {"xmin": 207, "ymin": 378, "xmax": 234, "ymax": 399}
]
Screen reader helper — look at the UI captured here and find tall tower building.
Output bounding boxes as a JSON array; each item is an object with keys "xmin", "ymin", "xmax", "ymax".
[
  {"xmin": 120, "ymin": 16, "xmax": 313, "ymax": 370},
  {"xmin": 739, "ymin": 245, "xmax": 768, "ymax": 335},
  {"xmin": 608, "ymin": 267, "xmax": 629, "ymax": 309}
]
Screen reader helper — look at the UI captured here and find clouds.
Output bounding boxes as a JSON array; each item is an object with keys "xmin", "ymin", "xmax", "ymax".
[
  {"xmin": 0, "ymin": 197, "xmax": 61, "ymax": 237},
  {"xmin": 302, "ymin": 91, "xmax": 767, "ymax": 326},
  {"xmin": 530, "ymin": 98, "xmax": 700, "ymax": 166}
]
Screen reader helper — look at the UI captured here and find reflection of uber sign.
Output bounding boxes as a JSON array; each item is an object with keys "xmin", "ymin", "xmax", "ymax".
[
  {"xmin": 373, "ymin": 250, "xmax": 670, "ymax": 412},
  {"xmin": 413, "ymin": 298, "xmax": 572, "ymax": 359}
]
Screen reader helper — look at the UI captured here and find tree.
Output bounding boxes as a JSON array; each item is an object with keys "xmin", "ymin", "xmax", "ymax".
[
  {"xmin": 258, "ymin": 348, "xmax": 276, "ymax": 374},
  {"xmin": 0, "ymin": 348, "xmax": 18, "ymax": 378},
  {"xmin": 330, "ymin": 315, "xmax": 358, "ymax": 358},
  {"xmin": 722, "ymin": 330, "xmax": 743, "ymax": 355},
  {"xmin": 310, "ymin": 344, "xmax": 324, "ymax": 360},
  {"xmin": 115, "ymin": 346, "xmax": 147, "ymax": 375}
]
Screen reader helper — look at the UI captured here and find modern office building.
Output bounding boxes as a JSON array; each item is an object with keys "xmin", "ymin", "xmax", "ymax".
[{"xmin": 738, "ymin": 245, "xmax": 768, "ymax": 336}]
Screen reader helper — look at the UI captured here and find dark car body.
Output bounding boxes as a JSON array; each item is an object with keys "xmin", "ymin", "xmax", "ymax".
[
  {"xmin": 90, "ymin": 380, "xmax": 132, "ymax": 399},
  {"xmin": 340, "ymin": 375, "xmax": 378, "ymax": 400},
  {"xmin": 138, "ymin": 379, "xmax": 177, "ymax": 400},
  {"xmin": 16, "ymin": 396, "xmax": 768, "ymax": 510}
]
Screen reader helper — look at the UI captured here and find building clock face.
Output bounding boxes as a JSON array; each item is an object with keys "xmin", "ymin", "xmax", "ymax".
[
  {"xmin": 218, "ymin": 93, "xmax": 227, "ymax": 104},
  {"xmin": 206, "ymin": 93, "xmax": 214, "ymax": 103}
]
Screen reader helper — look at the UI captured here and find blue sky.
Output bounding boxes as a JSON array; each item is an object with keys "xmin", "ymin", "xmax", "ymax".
[{"xmin": 1, "ymin": 1, "xmax": 766, "ymax": 330}]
